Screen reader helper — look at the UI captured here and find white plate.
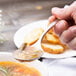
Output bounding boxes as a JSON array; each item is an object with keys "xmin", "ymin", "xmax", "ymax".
[
  {"xmin": 14, "ymin": 20, "xmax": 76, "ymax": 58},
  {"xmin": 0, "ymin": 52, "xmax": 48, "ymax": 76}
]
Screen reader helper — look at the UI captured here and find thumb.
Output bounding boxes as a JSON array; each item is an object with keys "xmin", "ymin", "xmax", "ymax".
[{"xmin": 51, "ymin": 1, "xmax": 76, "ymax": 20}]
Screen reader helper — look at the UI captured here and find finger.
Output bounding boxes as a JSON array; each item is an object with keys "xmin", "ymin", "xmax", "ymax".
[
  {"xmin": 68, "ymin": 37, "xmax": 76, "ymax": 50},
  {"xmin": 60, "ymin": 25, "xmax": 76, "ymax": 44},
  {"xmin": 48, "ymin": 15, "xmax": 56, "ymax": 23},
  {"xmin": 54, "ymin": 20, "xmax": 69, "ymax": 36},
  {"xmin": 70, "ymin": 1, "xmax": 76, "ymax": 7},
  {"xmin": 70, "ymin": 1, "xmax": 76, "ymax": 24},
  {"xmin": 51, "ymin": 7, "xmax": 70, "ymax": 19},
  {"xmin": 71, "ymin": 10, "xmax": 76, "ymax": 24},
  {"xmin": 51, "ymin": 1, "xmax": 76, "ymax": 20}
]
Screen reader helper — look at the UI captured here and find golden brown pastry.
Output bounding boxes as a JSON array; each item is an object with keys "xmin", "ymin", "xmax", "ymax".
[
  {"xmin": 41, "ymin": 28, "xmax": 69, "ymax": 54},
  {"xmin": 45, "ymin": 33, "xmax": 60, "ymax": 44},
  {"xmin": 41, "ymin": 43, "xmax": 64, "ymax": 54},
  {"xmin": 24, "ymin": 28, "xmax": 44, "ymax": 45}
]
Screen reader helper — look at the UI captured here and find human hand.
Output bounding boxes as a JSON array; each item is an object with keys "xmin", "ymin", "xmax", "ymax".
[{"xmin": 49, "ymin": 1, "xmax": 76, "ymax": 50}]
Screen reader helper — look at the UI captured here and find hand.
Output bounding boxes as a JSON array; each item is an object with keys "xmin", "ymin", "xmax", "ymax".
[{"xmin": 49, "ymin": 1, "xmax": 76, "ymax": 50}]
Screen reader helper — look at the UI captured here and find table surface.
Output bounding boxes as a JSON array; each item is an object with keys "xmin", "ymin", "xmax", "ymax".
[{"xmin": 0, "ymin": 0, "xmax": 75, "ymax": 52}]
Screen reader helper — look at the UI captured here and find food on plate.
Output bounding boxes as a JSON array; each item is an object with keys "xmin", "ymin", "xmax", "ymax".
[
  {"xmin": 0, "ymin": 61, "xmax": 41, "ymax": 76},
  {"xmin": 45, "ymin": 33, "xmax": 59, "ymax": 44},
  {"xmin": 24, "ymin": 28, "xmax": 44, "ymax": 45},
  {"xmin": 23, "ymin": 27, "xmax": 68, "ymax": 54},
  {"xmin": 41, "ymin": 28, "xmax": 69, "ymax": 54},
  {"xmin": 41, "ymin": 43, "xmax": 64, "ymax": 54}
]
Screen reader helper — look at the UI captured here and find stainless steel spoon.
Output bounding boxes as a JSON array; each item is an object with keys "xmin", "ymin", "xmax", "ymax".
[{"xmin": 13, "ymin": 20, "xmax": 58, "ymax": 61}]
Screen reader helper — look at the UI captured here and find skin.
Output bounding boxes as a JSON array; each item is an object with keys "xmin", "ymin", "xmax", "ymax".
[{"xmin": 49, "ymin": 1, "xmax": 76, "ymax": 50}]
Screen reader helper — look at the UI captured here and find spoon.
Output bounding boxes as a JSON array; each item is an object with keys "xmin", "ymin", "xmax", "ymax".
[{"xmin": 13, "ymin": 20, "xmax": 58, "ymax": 61}]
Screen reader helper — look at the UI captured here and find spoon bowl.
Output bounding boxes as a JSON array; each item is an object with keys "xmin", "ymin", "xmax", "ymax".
[{"xmin": 14, "ymin": 43, "xmax": 43, "ymax": 61}]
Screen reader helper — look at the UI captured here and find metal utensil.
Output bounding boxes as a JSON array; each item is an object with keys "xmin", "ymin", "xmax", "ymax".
[{"xmin": 13, "ymin": 20, "xmax": 58, "ymax": 61}]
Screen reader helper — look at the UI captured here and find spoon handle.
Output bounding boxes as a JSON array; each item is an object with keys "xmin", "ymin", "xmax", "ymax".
[
  {"xmin": 40, "ymin": 19, "xmax": 59, "ymax": 42},
  {"xmin": 19, "ymin": 43, "xmax": 27, "ymax": 50}
]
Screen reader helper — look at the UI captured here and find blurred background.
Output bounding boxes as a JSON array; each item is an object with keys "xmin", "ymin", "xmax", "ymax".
[{"xmin": 0, "ymin": 0, "xmax": 75, "ymax": 52}]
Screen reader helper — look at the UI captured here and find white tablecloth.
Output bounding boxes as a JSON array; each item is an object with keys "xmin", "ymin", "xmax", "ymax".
[{"xmin": 42, "ymin": 58, "xmax": 76, "ymax": 76}]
